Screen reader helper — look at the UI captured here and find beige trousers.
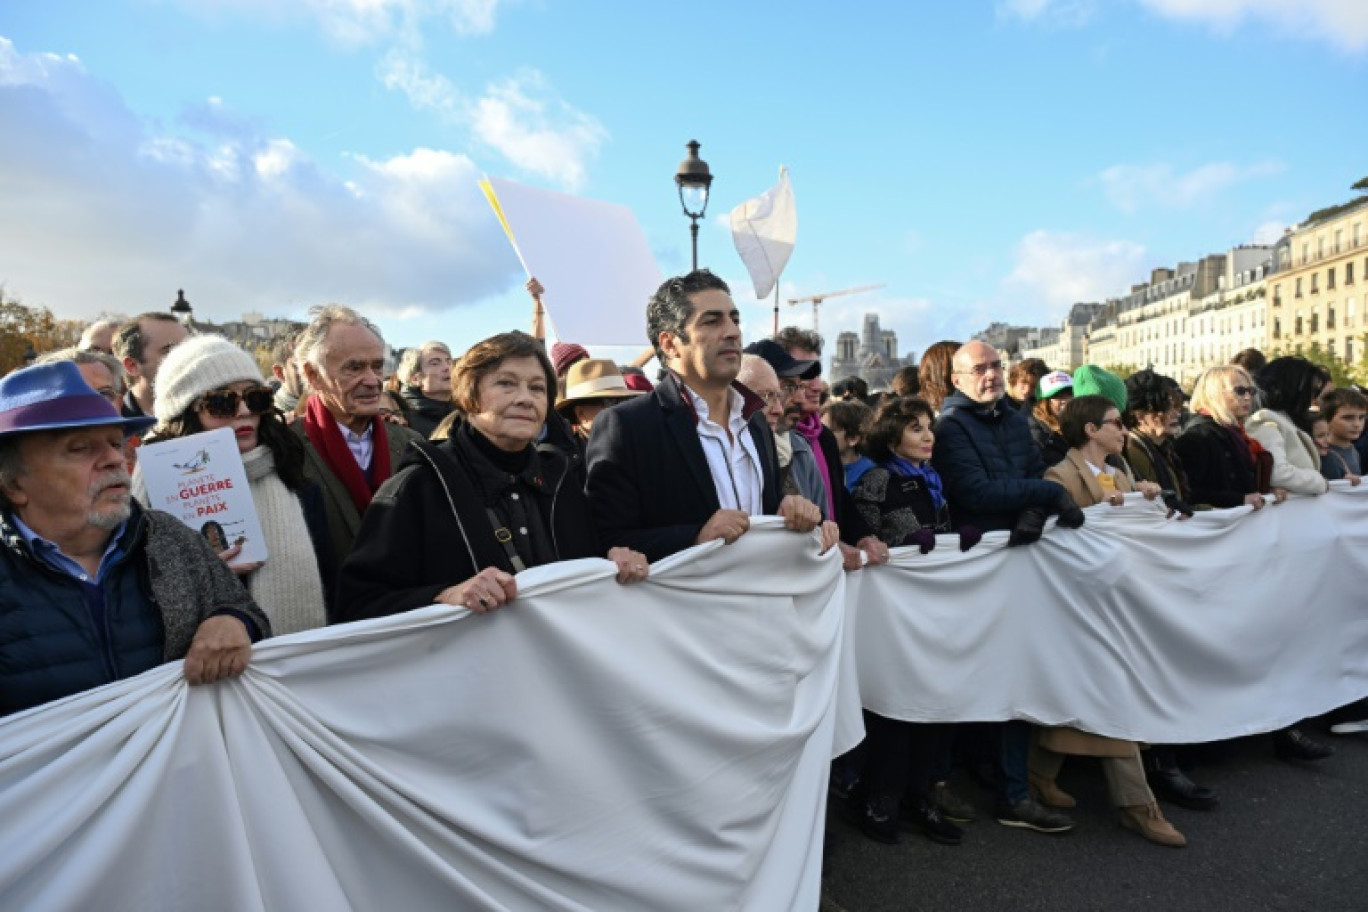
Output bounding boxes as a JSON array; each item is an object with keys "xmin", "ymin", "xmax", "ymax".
[{"xmin": 1028, "ymin": 738, "xmax": 1155, "ymax": 809}]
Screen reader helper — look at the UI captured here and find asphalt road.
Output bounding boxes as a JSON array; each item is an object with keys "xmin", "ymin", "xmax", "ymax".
[{"xmin": 820, "ymin": 725, "xmax": 1368, "ymax": 912}]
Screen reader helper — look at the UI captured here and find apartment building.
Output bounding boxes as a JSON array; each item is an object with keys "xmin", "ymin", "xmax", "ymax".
[{"xmin": 1267, "ymin": 197, "xmax": 1368, "ymax": 365}]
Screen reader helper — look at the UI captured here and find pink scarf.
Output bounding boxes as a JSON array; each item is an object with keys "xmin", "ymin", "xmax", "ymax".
[{"xmin": 794, "ymin": 411, "xmax": 837, "ymax": 519}]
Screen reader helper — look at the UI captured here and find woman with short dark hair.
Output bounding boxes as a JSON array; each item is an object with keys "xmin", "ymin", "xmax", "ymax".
[
  {"xmin": 335, "ymin": 331, "xmax": 648, "ymax": 622},
  {"xmin": 848, "ymin": 396, "xmax": 977, "ymax": 846},
  {"xmin": 1122, "ymin": 370, "xmax": 1192, "ymax": 509}
]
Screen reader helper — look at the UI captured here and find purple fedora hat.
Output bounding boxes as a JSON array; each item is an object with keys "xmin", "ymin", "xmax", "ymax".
[{"xmin": 0, "ymin": 361, "xmax": 156, "ymax": 439}]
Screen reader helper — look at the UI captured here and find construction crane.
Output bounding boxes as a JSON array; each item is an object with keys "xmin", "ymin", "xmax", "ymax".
[{"xmin": 784, "ymin": 284, "xmax": 885, "ymax": 335}]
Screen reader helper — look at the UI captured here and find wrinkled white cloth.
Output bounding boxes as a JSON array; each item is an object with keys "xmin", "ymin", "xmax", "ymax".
[
  {"xmin": 851, "ymin": 485, "xmax": 1368, "ymax": 743},
  {"xmin": 0, "ymin": 519, "xmax": 848, "ymax": 912}
]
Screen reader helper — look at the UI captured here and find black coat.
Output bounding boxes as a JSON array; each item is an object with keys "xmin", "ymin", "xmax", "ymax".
[
  {"xmin": 931, "ymin": 391, "xmax": 1064, "ymax": 532},
  {"xmin": 585, "ymin": 373, "xmax": 781, "ymax": 562},
  {"xmin": 1173, "ymin": 414, "xmax": 1259, "ymax": 509},
  {"xmin": 334, "ymin": 432, "xmax": 601, "ymax": 622}
]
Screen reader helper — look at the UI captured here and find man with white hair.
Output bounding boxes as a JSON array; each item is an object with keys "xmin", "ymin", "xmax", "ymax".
[
  {"xmin": 78, "ymin": 319, "xmax": 121, "ymax": 355},
  {"xmin": 737, "ymin": 349, "xmax": 829, "ymax": 513},
  {"xmin": 292, "ymin": 305, "xmax": 424, "ymax": 571}
]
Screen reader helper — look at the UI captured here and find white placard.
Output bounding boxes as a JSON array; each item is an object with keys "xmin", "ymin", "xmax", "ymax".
[
  {"xmin": 137, "ymin": 427, "xmax": 268, "ymax": 563},
  {"xmin": 481, "ymin": 176, "xmax": 663, "ymax": 346}
]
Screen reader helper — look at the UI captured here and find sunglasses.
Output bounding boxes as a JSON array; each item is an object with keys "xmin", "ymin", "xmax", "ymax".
[
  {"xmin": 198, "ymin": 387, "xmax": 276, "ymax": 418},
  {"xmin": 1231, "ymin": 386, "xmax": 1257, "ymax": 398}
]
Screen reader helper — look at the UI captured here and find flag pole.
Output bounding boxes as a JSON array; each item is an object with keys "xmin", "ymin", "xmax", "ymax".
[{"xmin": 772, "ymin": 286, "xmax": 780, "ymax": 337}]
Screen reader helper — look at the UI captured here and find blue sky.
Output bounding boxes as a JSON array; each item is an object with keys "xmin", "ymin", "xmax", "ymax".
[{"xmin": 2, "ymin": 0, "xmax": 1366, "ymax": 364}]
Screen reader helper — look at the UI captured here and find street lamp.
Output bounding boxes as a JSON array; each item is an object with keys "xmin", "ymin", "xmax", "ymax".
[
  {"xmin": 170, "ymin": 289, "xmax": 194, "ymax": 327},
  {"xmin": 674, "ymin": 140, "xmax": 713, "ymax": 271}
]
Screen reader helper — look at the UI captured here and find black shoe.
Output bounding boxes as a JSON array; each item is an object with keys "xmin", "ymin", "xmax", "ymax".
[
  {"xmin": 858, "ymin": 795, "xmax": 900, "ymax": 844},
  {"xmin": 931, "ymin": 782, "xmax": 977, "ymax": 823},
  {"xmin": 902, "ymin": 796, "xmax": 963, "ymax": 846},
  {"xmin": 1148, "ymin": 767, "xmax": 1220, "ymax": 811},
  {"xmin": 1273, "ymin": 727, "xmax": 1334, "ymax": 761},
  {"xmin": 995, "ymin": 797, "xmax": 1075, "ymax": 834}
]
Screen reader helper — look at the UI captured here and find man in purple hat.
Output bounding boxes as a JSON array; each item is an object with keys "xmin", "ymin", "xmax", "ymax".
[{"xmin": 0, "ymin": 361, "xmax": 271, "ymax": 717}]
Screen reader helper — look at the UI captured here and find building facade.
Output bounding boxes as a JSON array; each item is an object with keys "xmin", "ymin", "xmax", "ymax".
[
  {"xmin": 1267, "ymin": 198, "xmax": 1368, "ymax": 366},
  {"xmin": 830, "ymin": 313, "xmax": 917, "ymax": 390}
]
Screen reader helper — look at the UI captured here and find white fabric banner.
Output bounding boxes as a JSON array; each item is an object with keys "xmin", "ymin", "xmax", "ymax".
[
  {"xmin": 851, "ymin": 485, "xmax": 1368, "ymax": 743},
  {"xmin": 729, "ymin": 168, "xmax": 797, "ymax": 300},
  {"xmin": 0, "ymin": 519, "xmax": 849, "ymax": 912}
]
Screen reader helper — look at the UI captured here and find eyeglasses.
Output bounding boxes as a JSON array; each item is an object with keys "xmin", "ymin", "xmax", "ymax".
[
  {"xmin": 198, "ymin": 386, "xmax": 276, "ymax": 418},
  {"xmin": 954, "ymin": 361, "xmax": 1004, "ymax": 377},
  {"xmin": 1100, "ymin": 417, "xmax": 1125, "ymax": 430},
  {"xmin": 1231, "ymin": 386, "xmax": 1256, "ymax": 398},
  {"xmin": 757, "ymin": 391, "xmax": 785, "ymax": 407},
  {"xmin": 779, "ymin": 380, "xmax": 803, "ymax": 396}
]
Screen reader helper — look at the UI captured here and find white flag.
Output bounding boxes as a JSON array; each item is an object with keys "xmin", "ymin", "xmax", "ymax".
[{"xmin": 730, "ymin": 167, "xmax": 797, "ymax": 299}]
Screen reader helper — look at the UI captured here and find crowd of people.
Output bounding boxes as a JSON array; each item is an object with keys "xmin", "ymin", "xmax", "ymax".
[{"xmin": 1, "ymin": 269, "xmax": 1365, "ymax": 866}]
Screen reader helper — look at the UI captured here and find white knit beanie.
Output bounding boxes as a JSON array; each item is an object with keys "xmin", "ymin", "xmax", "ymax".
[{"xmin": 154, "ymin": 334, "xmax": 266, "ymax": 423}]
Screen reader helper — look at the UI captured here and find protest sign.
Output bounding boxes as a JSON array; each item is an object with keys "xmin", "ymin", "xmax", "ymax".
[{"xmin": 480, "ymin": 177, "xmax": 662, "ymax": 346}]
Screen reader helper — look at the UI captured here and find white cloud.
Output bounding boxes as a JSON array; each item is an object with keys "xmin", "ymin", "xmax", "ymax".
[
  {"xmin": 377, "ymin": 52, "xmax": 607, "ymax": 191},
  {"xmin": 0, "ymin": 36, "xmax": 517, "ymax": 335},
  {"xmin": 1004, "ymin": 230, "xmax": 1149, "ymax": 322},
  {"xmin": 166, "ymin": 0, "xmax": 506, "ymax": 46},
  {"xmin": 1136, "ymin": 0, "xmax": 1368, "ymax": 52},
  {"xmin": 1251, "ymin": 219, "xmax": 1286, "ymax": 244},
  {"xmin": 997, "ymin": 0, "xmax": 1097, "ymax": 27},
  {"xmin": 1095, "ymin": 160, "xmax": 1282, "ymax": 214},
  {"xmin": 469, "ymin": 71, "xmax": 608, "ymax": 192}
]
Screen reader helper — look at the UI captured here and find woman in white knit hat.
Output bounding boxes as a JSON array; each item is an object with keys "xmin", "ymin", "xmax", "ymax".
[{"xmin": 135, "ymin": 334, "xmax": 332, "ymax": 634}]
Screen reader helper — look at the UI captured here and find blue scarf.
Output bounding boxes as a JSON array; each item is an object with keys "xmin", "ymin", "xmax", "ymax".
[{"xmin": 883, "ymin": 456, "xmax": 946, "ymax": 511}]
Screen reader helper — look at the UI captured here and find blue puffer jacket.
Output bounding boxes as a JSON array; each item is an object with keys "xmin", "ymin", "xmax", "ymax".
[
  {"xmin": 932, "ymin": 391, "xmax": 1066, "ymax": 531},
  {"xmin": 0, "ymin": 509, "xmax": 163, "ymax": 716},
  {"xmin": 0, "ymin": 501, "xmax": 271, "ymax": 717}
]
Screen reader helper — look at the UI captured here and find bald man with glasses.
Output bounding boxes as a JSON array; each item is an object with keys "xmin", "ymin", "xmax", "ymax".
[{"xmin": 931, "ymin": 340, "xmax": 1087, "ymax": 835}]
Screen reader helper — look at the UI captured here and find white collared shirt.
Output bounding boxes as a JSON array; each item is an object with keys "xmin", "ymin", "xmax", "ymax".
[
  {"xmin": 336, "ymin": 416, "xmax": 375, "ymax": 472},
  {"xmin": 682, "ymin": 383, "xmax": 764, "ymax": 514}
]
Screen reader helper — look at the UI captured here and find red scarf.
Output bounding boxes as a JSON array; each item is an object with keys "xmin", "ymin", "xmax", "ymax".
[{"xmin": 303, "ymin": 394, "xmax": 393, "ymax": 512}]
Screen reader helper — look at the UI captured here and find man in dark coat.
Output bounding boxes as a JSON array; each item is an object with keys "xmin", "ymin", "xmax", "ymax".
[
  {"xmin": 930, "ymin": 340, "xmax": 1084, "ymax": 835},
  {"xmin": 0, "ymin": 361, "xmax": 271, "ymax": 717},
  {"xmin": 586, "ymin": 271, "xmax": 828, "ymax": 562}
]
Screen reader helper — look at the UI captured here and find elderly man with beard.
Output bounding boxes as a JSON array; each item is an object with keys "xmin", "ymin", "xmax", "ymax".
[
  {"xmin": 773, "ymin": 327, "xmax": 890, "ymax": 571},
  {"xmin": 736, "ymin": 352, "xmax": 839, "ymax": 553},
  {"xmin": 0, "ymin": 362, "xmax": 271, "ymax": 717}
]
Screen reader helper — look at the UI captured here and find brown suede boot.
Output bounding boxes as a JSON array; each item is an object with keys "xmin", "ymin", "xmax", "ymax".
[
  {"xmin": 1028, "ymin": 772, "xmax": 1076, "ymax": 809},
  {"xmin": 1119, "ymin": 803, "xmax": 1187, "ymax": 848}
]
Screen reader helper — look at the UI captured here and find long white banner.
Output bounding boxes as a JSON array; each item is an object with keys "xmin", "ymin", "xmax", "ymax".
[
  {"xmin": 4, "ymin": 492, "xmax": 1368, "ymax": 909},
  {"xmin": 850, "ymin": 483, "xmax": 1368, "ymax": 743},
  {"xmin": 0, "ymin": 519, "xmax": 849, "ymax": 912}
]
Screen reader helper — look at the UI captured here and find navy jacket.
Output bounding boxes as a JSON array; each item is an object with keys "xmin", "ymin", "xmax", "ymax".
[
  {"xmin": 585, "ymin": 373, "xmax": 781, "ymax": 562},
  {"xmin": 932, "ymin": 391, "xmax": 1065, "ymax": 532}
]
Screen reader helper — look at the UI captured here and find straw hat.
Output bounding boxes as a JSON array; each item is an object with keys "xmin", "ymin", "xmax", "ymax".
[{"xmin": 555, "ymin": 359, "xmax": 643, "ymax": 416}]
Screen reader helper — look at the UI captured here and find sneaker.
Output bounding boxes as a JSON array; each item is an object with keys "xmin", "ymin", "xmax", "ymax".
[
  {"xmin": 995, "ymin": 797, "xmax": 1075, "ymax": 834},
  {"xmin": 858, "ymin": 795, "xmax": 900, "ymax": 845},
  {"xmin": 1330, "ymin": 719, "xmax": 1368, "ymax": 735},
  {"xmin": 902, "ymin": 796, "xmax": 963, "ymax": 845},
  {"xmin": 931, "ymin": 782, "xmax": 977, "ymax": 823}
]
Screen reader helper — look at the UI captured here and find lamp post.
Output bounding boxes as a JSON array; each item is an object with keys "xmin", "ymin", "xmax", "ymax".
[
  {"xmin": 170, "ymin": 289, "xmax": 194, "ymax": 328},
  {"xmin": 674, "ymin": 140, "xmax": 713, "ymax": 271}
]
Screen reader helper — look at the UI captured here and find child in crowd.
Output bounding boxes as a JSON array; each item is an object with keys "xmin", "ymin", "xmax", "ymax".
[
  {"xmin": 821, "ymin": 398, "xmax": 876, "ymax": 491},
  {"xmin": 1317, "ymin": 388, "xmax": 1366, "ymax": 485},
  {"xmin": 1310, "ymin": 413, "xmax": 1331, "ymax": 460}
]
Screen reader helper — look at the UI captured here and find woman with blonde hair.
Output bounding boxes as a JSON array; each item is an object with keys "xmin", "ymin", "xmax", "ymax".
[{"xmin": 1173, "ymin": 365, "xmax": 1276, "ymax": 511}]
